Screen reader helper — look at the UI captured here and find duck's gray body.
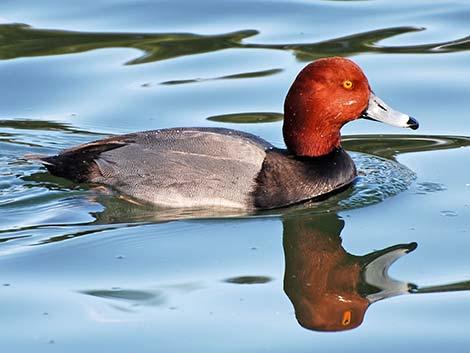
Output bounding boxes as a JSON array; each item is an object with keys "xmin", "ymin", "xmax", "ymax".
[{"xmin": 34, "ymin": 128, "xmax": 356, "ymax": 209}]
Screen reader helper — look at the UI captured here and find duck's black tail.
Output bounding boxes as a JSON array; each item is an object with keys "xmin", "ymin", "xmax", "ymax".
[
  {"xmin": 24, "ymin": 153, "xmax": 91, "ymax": 182},
  {"xmin": 24, "ymin": 135, "xmax": 132, "ymax": 183}
]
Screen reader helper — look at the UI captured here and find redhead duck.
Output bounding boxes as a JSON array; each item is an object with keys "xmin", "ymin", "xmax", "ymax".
[{"xmin": 30, "ymin": 57, "xmax": 418, "ymax": 209}]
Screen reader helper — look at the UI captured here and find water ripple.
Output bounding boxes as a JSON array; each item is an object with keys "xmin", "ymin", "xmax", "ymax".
[{"xmin": 0, "ymin": 24, "xmax": 468, "ymax": 66}]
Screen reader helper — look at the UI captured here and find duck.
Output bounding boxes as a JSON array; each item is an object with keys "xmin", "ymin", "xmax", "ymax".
[{"xmin": 29, "ymin": 57, "xmax": 418, "ymax": 210}]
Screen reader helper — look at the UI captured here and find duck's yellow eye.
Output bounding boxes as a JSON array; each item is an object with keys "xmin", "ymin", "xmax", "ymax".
[
  {"xmin": 343, "ymin": 80, "xmax": 353, "ymax": 90},
  {"xmin": 342, "ymin": 310, "xmax": 352, "ymax": 326}
]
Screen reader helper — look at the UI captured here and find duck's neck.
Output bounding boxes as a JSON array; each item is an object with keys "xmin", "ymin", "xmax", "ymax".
[
  {"xmin": 283, "ymin": 103, "xmax": 342, "ymax": 157},
  {"xmin": 283, "ymin": 124, "xmax": 341, "ymax": 157}
]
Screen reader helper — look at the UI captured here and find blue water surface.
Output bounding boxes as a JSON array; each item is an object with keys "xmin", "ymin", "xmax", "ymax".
[{"xmin": 0, "ymin": 0, "xmax": 469, "ymax": 352}]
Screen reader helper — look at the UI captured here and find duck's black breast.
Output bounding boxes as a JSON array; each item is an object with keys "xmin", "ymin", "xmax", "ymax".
[{"xmin": 253, "ymin": 147, "xmax": 357, "ymax": 209}]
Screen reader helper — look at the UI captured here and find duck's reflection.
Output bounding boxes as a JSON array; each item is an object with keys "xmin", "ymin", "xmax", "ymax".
[
  {"xmin": 68, "ymin": 203, "xmax": 470, "ymax": 330},
  {"xmin": 283, "ymin": 213, "xmax": 414, "ymax": 332}
]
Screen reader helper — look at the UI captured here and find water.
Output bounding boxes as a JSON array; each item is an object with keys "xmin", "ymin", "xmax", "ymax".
[{"xmin": 0, "ymin": 0, "xmax": 469, "ymax": 351}]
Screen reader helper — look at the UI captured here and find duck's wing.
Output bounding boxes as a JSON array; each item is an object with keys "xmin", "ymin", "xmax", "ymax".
[{"xmin": 34, "ymin": 128, "xmax": 272, "ymax": 208}]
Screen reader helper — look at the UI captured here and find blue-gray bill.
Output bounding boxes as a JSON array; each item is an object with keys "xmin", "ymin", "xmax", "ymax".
[{"xmin": 361, "ymin": 92, "xmax": 419, "ymax": 130}]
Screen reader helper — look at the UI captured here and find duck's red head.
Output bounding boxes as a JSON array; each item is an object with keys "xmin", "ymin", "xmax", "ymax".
[{"xmin": 283, "ymin": 57, "xmax": 418, "ymax": 157}]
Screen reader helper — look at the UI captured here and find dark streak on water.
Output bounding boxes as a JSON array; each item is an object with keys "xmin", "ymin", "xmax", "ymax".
[{"xmin": 0, "ymin": 24, "xmax": 469, "ymax": 65}]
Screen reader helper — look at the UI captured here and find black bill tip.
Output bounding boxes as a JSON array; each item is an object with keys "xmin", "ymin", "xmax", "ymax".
[{"xmin": 407, "ymin": 117, "xmax": 419, "ymax": 130}]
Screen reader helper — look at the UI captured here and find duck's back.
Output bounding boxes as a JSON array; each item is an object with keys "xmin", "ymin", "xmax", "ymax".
[{"xmin": 42, "ymin": 128, "xmax": 271, "ymax": 208}]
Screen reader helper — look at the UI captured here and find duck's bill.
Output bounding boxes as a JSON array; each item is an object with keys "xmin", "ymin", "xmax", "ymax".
[{"xmin": 361, "ymin": 92, "xmax": 419, "ymax": 130}]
